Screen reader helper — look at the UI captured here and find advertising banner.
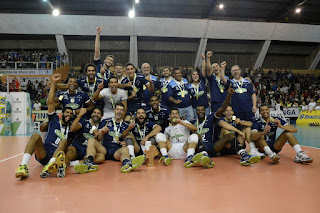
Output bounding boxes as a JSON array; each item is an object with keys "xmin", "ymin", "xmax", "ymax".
[
  {"xmin": 283, "ymin": 108, "xmax": 301, "ymax": 118},
  {"xmin": 296, "ymin": 110, "xmax": 320, "ymax": 126}
]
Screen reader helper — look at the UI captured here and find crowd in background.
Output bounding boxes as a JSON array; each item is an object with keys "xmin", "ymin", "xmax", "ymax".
[{"xmin": 0, "ymin": 50, "xmax": 67, "ymax": 69}]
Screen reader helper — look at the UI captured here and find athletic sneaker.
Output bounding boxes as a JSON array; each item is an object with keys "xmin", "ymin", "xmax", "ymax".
[
  {"xmin": 200, "ymin": 154, "xmax": 215, "ymax": 168},
  {"xmin": 240, "ymin": 152, "xmax": 261, "ymax": 166},
  {"xmin": 269, "ymin": 152, "xmax": 280, "ymax": 164},
  {"xmin": 40, "ymin": 161, "xmax": 59, "ymax": 178},
  {"xmin": 130, "ymin": 155, "xmax": 145, "ymax": 168},
  {"xmin": 294, "ymin": 151, "xmax": 313, "ymax": 164},
  {"xmin": 120, "ymin": 159, "xmax": 135, "ymax": 173},
  {"xmin": 184, "ymin": 155, "xmax": 194, "ymax": 168},
  {"xmin": 74, "ymin": 159, "xmax": 98, "ymax": 174},
  {"xmin": 250, "ymin": 148, "xmax": 266, "ymax": 159},
  {"xmin": 40, "ymin": 151, "xmax": 65, "ymax": 178},
  {"xmin": 185, "ymin": 153, "xmax": 204, "ymax": 168},
  {"xmin": 15, "ymin": 164, "xmax": 29, "ymax": 178},
  {"xmin": 56, "ymin": 151, "xmax": 66, "ymax": 178},
  {"xmin": 57, "ymin": 163, "xmax": 67, "ymax": 178},
  {"xmin": 159, "ymin": 155, "xmax": 173, "ymax": 166}
]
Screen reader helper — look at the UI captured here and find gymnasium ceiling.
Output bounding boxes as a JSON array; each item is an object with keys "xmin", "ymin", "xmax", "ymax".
[{"xmin": 0, "ymin": 0, "xmax": 320, "ymax": 25}]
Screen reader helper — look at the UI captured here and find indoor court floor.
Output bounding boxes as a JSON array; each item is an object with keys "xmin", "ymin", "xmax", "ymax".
[{"xmin": 0, "ymin": 125, "xmax": 319, "ymax": 213}]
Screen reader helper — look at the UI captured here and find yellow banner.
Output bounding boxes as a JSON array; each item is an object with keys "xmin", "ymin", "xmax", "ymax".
[
  {"xmin": 32, "ymin": 110, "xmax": 48, "ymax": 122},
  {"xmin": 296, "ymin": 110, "xmax": 320, "ymax": 126}
]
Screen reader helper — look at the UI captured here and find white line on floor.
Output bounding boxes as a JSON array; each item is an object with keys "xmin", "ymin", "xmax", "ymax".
[
  {"xmin": 0, "ymin": 153, "xmax": 23, "ymax": 163},
  {"xmin": 300, "ymin": 145, "xmax": 320, "ymax": 150}
]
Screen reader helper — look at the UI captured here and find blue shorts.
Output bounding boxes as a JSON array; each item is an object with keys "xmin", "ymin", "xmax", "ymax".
[
  {"xmin": 72, "ymin": 143, "xmax": 87, "ymax": 160},
  {"xmin": 103, "ymin": 142, "xmax": 122, "ymax": 161},
  {"xmin": 234, "ymin": 111, "xmax": 254, "ymax": 122},
  {"xmin": 267, "ymin": 140, "xmax": 281, "ymax": 154},
  {"xmin": 35, "ymin": 144, "xmax": 56, "ymax": 165}
]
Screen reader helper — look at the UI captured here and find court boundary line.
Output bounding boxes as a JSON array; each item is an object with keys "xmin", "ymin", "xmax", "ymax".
[
  {"xmin": 300, "ymin": 145, "xmax": 320, "ymax": 150},
  {"xmin": 0, "ymin": 153, "xmax": 23, "ymax": 163}
]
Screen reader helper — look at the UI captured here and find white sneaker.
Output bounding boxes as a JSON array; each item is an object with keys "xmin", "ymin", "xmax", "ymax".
[
  {"xmin": 269, "ymin": 152, "xmax": 280, "ymax": 164},
  {"xmin": 294, "ymin": 151, "xmax": 313, "ymax": 164},
  {"xmin": 250, "ymin": 148, "xmax": 266, "ymax": 159}
]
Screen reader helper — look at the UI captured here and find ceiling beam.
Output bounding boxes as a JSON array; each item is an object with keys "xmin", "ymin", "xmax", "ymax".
[{"xmin": 201, "ymin": 0, "xmax": 217, "ymax": 19}]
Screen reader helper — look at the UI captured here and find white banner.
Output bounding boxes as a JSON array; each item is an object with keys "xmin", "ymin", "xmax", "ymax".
[
  {"xmin": 255, "ymin": 109, "xmax": 286, "ymax": 120},
  {"xmin": 283, "ymin": 108, "xmax": 301, "ymax": 118},
  {"xmin": 0, "ymin": 69, "xmax": 52, "ymax": 75}
]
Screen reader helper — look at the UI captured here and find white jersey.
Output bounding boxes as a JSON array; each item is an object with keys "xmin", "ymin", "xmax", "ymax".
[
  {"xmin": 164, "ymin": 120, "xmax": 191, "ymax": 144},
  {"xmin": 100, "ymin": 88, "xmax": 127, "ymax": 119}
]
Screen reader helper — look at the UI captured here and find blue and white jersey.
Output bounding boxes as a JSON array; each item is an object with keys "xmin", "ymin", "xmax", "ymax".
[
  {"xmin": 77, "ymin": 77, "xmax": 108, "ymax": 97},
  {"xmin": 121, "ymin": 73, "xmax": 149, "ymax": 104},
  {"xmin": 100, "ymin": 118, "xmax": 129, "ymax": 145},
  {"xmin": 207, "ymin": 74, "xmax": 229, "ymax": 103},
  {"xmin": 146, "ymin": 105, "xmax": 169, "ymax": 132},
  {"xmin": 131, "ymin": 121, "xmax": 157, "ymax": 144},
  {"xmin": 94, "ymin": 58, "xmax": 113, "ymax": 81},
  {"xmin": 215, "ymin": 117, "xmax": 241, "ymax": 137},
  {"xmin": 188, "ymin": 76, "xmax": 209, "ymax": 108},
  {"xmin": 167, "ymin": 78, "xmax": 191, "ymax": 108},
  {"xmin": 159, "ymin": 77, "xmax": 173, "ymax": 108},
  {"xmin": 44, "ymin": 113, "xmax": 71, "ymax": 150},
  {"xmin": 191, "ymin": 113, "xmax": 219, "ymax": 146},
  {"xmin": 251, "ymin": 117, "xmax": 288, "ymax": 142},
  {"xmin": 230, "ymin": 78, "xmax": 255, "ymax": 112},
  {"xmin": 57, "ymin": 90, "xmax": 90, "ymax": 110},
  {"xmin": 142, "ymin": 75, "xmax": 159, "ymax": 106},
  {"xmin": 71, "ymin": 118, "xmax": 102, "ymax": 147}
]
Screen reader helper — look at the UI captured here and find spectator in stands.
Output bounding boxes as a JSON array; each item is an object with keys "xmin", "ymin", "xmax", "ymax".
[
  {"xmin": 33, "ymin": 99, "xmax": 42, "ymax": 111},
  {"xmin": 308, "ymin": 99, "xmax": 316, "ymax": 111}
]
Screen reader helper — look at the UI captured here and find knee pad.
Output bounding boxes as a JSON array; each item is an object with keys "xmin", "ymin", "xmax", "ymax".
[
  {"xmin": 188, "ymin": 133, "xmax": 199, "ymax": 144},
  {"xmin": 156, "ymin": 133, "xmax": 166, "ymax": 143}
]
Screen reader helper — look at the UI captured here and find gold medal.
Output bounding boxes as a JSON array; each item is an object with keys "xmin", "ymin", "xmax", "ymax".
[
  {"xmin": 58, "ymin": 95, "xmax": 64, "ymax": 101},
  {"xmin": 220, "ymin": 88, "xmax": 224, "ymax": 93},
  {"xmin": 181, "ymin": 93, "xmax": 185, "ymax": 98},
  {"xmin": 133, "ymin": 87, "xmax": 138, "ymax": 92},
  {"xmin": 172, "ymin": 118, "xmax": 176, "ymax": 123},
  {"xmin": 115, "ymin": 136, "xmax": 119, "ymax": 141},
  {"xmin": 161, "ymin": 87, "xmax": 168, "ymax": 93},
  {"xmin": 143, "ymin": 85, "xmax": 146, "ymax": 90},
  {"xmin": 232, "ymin": 116, "xmax": 236, "ymax": 121}
]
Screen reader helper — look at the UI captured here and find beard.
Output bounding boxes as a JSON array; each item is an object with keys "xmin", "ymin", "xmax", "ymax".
[{"xmin": 136, "ymin": 117, "xmax": 146, "ymax": 125}]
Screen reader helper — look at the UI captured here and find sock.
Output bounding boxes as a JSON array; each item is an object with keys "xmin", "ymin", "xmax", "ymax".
[
  {"xmin": 187, "ymin": 148, "xmax": 195, "ymax": 157},
  {"xmin": 237, "ymin": 149, "xmax": 247, "ymax": 157},
  {"xmin": 127, "ymin": 145, "xmax": 135, "ymax": 157},
  {"xmin": 293, "ymin": 144, "xmax": 302, "ymax": 154},
  {"xmin": 49, "ymin": 157, "xmax": 56, "ymax": 163},
  {"xmin": 249, "ymin": 142, "xmax": 256, "ymax": 151},
  {"xmin": 87, "ymin": 155, "xmax": 94, "ymax": 162},
  {"xmin": 141, "ymin": 144, "xmax": 146, "ymax": 152},
  {"xmin": 145, "ymin": 141, "xmax": 152, "ymax": 150},
  {"xmin": 69, "ymin": 160, "xmax": 80, "ymax": 167},
  {"xmin": 21, "ymin": 153, "xmax": 31, "ymax": 165},
  {"xmin": 263, "ymin": 146, "xmax": 273, "ymax": 157},
  {"xmin": 160, "ymin": 148, "xmax": 168, "ymax": 156}
]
